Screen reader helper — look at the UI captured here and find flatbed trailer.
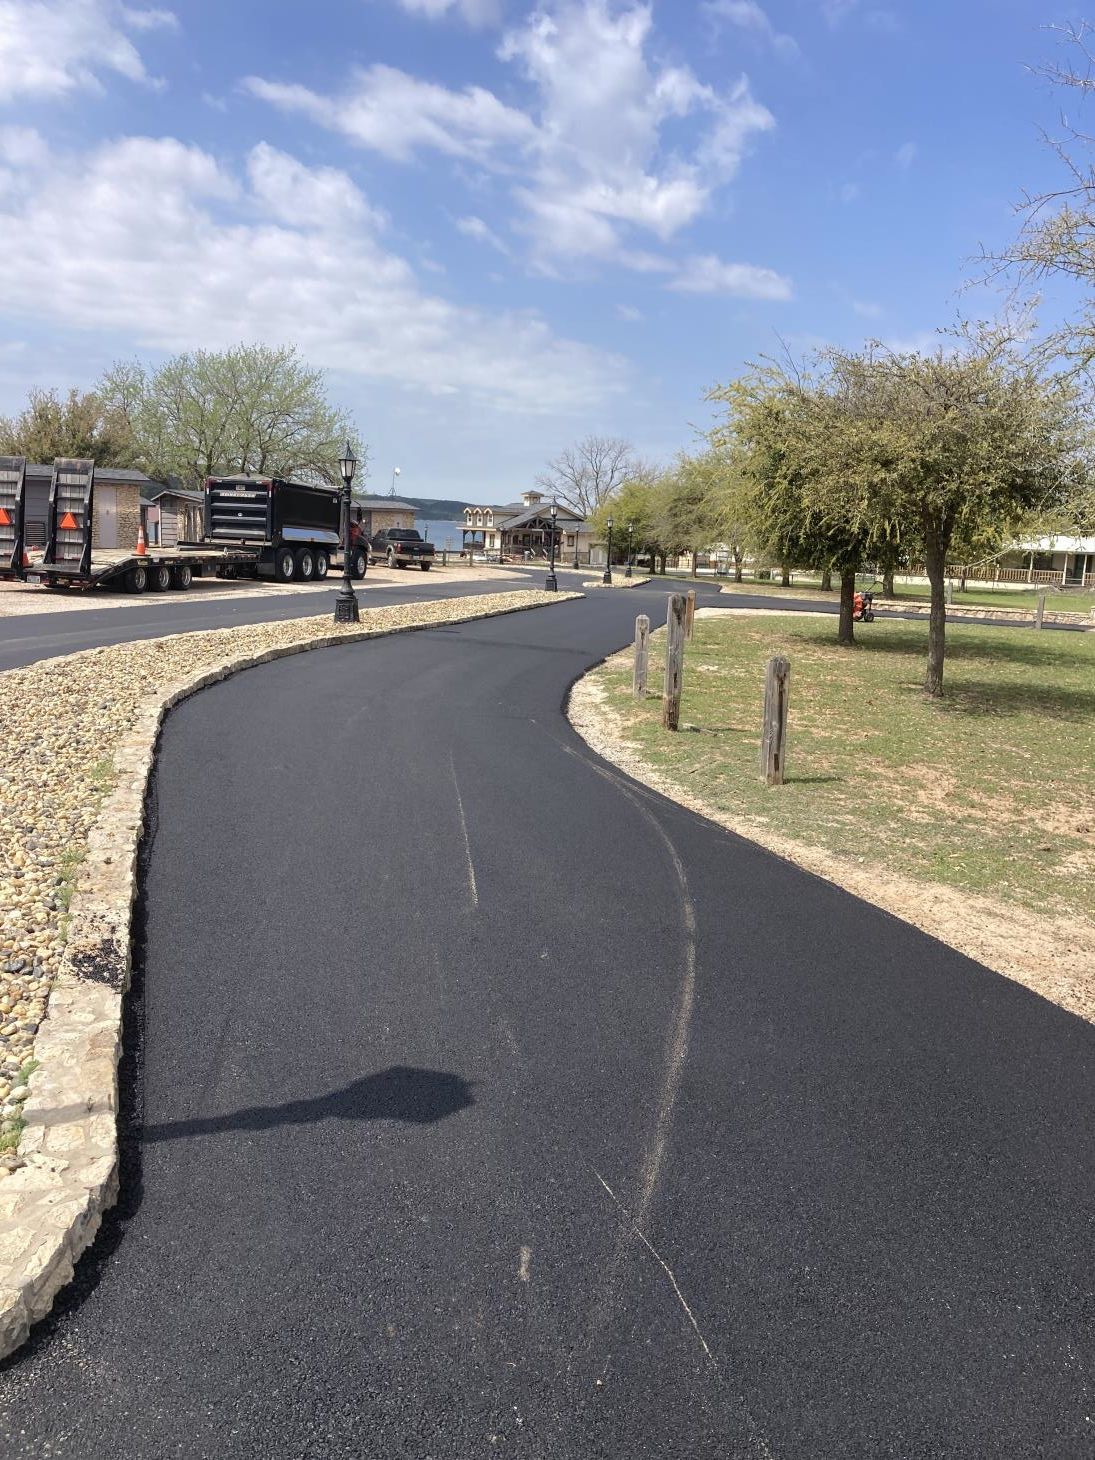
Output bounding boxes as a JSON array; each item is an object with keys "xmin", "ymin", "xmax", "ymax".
[{"xmin": 3, "ymin": 466, "xmax": 365, "ymax": 592}]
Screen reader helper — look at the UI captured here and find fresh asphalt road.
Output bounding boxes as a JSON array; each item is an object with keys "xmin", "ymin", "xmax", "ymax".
[{"xmin": 3, "ymin": 591, "xmax": 1094, "ymax": 1458}]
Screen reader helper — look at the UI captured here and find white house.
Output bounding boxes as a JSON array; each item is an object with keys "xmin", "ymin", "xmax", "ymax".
[{"xmin": 461, "ymin": 490, "xmax": 593, "ymax": 561}]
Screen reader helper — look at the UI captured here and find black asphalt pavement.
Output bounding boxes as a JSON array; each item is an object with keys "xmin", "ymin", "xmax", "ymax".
[{"xmin": 2, "ymin": 591, "xmax": 1093, "ymax": 1458}]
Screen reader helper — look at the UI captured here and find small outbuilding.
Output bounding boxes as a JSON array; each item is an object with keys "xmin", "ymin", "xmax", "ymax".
[{"xmin": 140, "ymin": 484, "xmax": 204, "ymax": 547}]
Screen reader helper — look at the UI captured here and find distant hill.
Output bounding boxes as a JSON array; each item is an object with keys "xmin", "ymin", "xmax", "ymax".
[{"xmin": 401, "ymin": 496, "xmax": 473, "ymax": 517}]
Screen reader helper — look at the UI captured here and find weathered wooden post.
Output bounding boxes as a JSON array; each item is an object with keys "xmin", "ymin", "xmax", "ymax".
[
  {"xmin": 945, "ymin": 579, "xmax": 954, "ymax": 606},
  {"xmin": 633, "ymin": 614, "xmax": 650, "ymax": 698},
  {"xmin": 662, "ymin": 595, "xmax": 686, "ymax": 730},
  {"xmin": 1035, "ymin": 590, "xmax": 1046, "ymax": 630},
  {"xmin": 760, "ymin": 656, "xmax": 791, "ymax": 785},
  {"xmin": 685, "ymin": 589, "xmax": 696, "ymax": 640}
]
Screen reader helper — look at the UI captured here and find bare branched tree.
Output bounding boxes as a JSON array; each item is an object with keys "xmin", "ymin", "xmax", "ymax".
[
  {"xmin": 536, "ymin": 435, "xmax": 637, "ymax": 517},
  {"xmin": 982, "ymin": 22, "xmax": 1095, "ymax": 373}
]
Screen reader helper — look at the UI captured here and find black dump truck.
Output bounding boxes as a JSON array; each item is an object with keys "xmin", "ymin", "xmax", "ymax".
[
  {"xmin": 368, "ymin": 527, "xmax": 436, "ymax": 570},
  {"xmin": 199, "ymin": 475, "xmax": 367, "ymax": 582}
]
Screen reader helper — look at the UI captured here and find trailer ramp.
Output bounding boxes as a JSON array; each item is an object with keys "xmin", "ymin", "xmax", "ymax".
[
  {"xmin": 0, "ymin": 455, "xmax": 26, "ymax": 573},
  {"xmin": 44, "ymin": 459, "xmax": 94, "ymax": 575}
]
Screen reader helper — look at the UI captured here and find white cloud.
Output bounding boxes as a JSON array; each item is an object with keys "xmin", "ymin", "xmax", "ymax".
[
  {"xmin": 616, "ymin": 303, "xmax": 643, "ymax": 322},
  {"xmin": 0, "ymin": 134, "xmax": 626, "ymax": 415},
  {"xmin": 397, "ymin": 0, "xmax": 503, "ymax": 25},
  {"xmin": 0, "ymin": 0, "xmax": 174, "ymax": 98},
  {"xmin": 120, "ymin": 5, "xmax": 176, "ymax": 29},
  {"xmin": 242, "ymin": 67, "xmax": 536, "ymax": 165},
  {"xmin": 669, "ymin": 254, "xmax": 792, "ymax": 300},
  {"xmin": 456, "ymin": 214, "xmax": 510, "ymax": 254},
  {"xmin": 499, "ymin": 2, "xmax": 774, "ymax": 265},
  {"xmin": 821, "ymin": 0, "xmax": 859, "ymax": 24},
  {"xmin": 704, "ymin": 0, "xmax": 798, "ymax": 58},
  {"xmin": 895, "ymin": 141, "xmax": 917, "ymax": 169},
  {"xmin": 248, "ymin": 1, "xmax": 777, "ymax": 274},
  {"xmin": 840, "ymin": 180, "xmax": 860, "ymax": 203},
  {"xmin": 852, "ymin": 298, "xmax": 883, "ymax": 319}
]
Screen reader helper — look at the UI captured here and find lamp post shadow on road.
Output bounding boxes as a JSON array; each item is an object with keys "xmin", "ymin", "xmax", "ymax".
[{"xmin": 334, "ymin": 441, "xmax": 360, "ymax": 625}]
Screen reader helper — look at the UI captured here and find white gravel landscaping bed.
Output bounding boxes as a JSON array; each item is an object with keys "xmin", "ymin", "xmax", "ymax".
[{"xmin": 0, "ymin": 589, "xmax": 574, "ymax": 1173}]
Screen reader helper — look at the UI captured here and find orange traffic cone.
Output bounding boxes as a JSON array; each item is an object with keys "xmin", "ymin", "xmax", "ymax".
[{"xmin": 136, "ymin": 522, "xmax": 147, "ymax": 556}]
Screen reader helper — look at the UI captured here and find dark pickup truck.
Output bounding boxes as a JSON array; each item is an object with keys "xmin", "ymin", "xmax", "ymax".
[{"xmin": 369, "ymin": 527, "xmax": 436, "ymax": 570}]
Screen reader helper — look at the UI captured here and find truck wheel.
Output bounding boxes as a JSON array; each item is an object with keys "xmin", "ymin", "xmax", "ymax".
[
  {"xmin": 314, "ymin": 551, "xmax": 329, "ymax": 580},
  {"xmin": 350, "ymin": 547, "xmax": 368, "ymax": 580},
  {"xmin": 274, "ymin": 546, "xmax": 296, "ymax": 582},
  {"xmin": 125, "ymin": 565, "xmax": 148, "ymax": 594},
  {"xmin": 171, "ymin": 563, "xmax": 193, "ymax": 590},
  {"xmin": 387, "ymin": 550, "xmax": 400, "ymax": 570},
  {"xmin": 295, "ymin": 547, "xmax": 315, "ymax": 582},
  {"xmin": 420, "ymin": 562, "xmax": 432, "ymax": 571},
  {"xmin": 150, "ymin": 564, "xmax": 172, "ymax": 591}
]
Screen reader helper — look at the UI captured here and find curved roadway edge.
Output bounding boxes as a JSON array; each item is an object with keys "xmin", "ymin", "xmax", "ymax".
[
  {"xmin": 0, "ymin": 591, "xmax": 582, "ymax": 1360},
  {"xmin": 563, "ymin": 643, "xmax": 1095, "ymax": 1024}
]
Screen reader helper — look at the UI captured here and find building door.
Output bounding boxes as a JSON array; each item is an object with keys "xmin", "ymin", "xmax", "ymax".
[{"xmin": 96, "ymin": 486, "xmax": 118, "ymax": 549}]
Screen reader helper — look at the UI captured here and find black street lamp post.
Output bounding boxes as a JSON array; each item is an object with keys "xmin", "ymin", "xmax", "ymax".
[
  {"xmin": 602, "ymin": 517, "xmax": 614, "ymax": 586},
  {"xmin": 545, "ymin": 500, "xmax": 558, "ymax": 591},
  {"xmin": 625, "ymin": 520, "xmax": 634, "ymax": 578},
  {"xmin": 334, "ymin": 441, "xmax": 360, "ymax": 624}
]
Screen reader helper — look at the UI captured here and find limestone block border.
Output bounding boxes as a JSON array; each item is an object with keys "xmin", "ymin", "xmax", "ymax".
[{"xmin": 0, "ymin": 592, "xmax": 581, "ymax": 1360}]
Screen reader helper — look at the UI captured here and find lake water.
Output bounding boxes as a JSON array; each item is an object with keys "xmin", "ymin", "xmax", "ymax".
[{"xmin": 415, "ymin": 517, "xmax": 467, "ymax": 550}]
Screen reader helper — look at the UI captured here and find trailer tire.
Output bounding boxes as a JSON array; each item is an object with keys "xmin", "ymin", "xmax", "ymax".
[
  {"xmin": 295, "ymin": 547, "xmax": 315, "ymax": 582},
  {"xmin": 150, "ymin": 564, "xmax": 172, "ymax": 592},
  {"xmin": 125, "ymin": 565, "xmax": 148, "ymax": 594},
  {"xmin": 171, "ymin": 563, "xmax": 193, "ymax": 590},
  {"xmin": 274, "ymin": 546, "xmax": 296, "ymax": 583},
  {"xmin": 314, "ymin": 551, "xmax": 329, "ymax": 580},
  {"xmin": 350, "ymin": 547, "xmax": 368, "ymax": 580},
  {"xmin": 420, "ymin": 562, "xmax": 432, "ymax": 571}
]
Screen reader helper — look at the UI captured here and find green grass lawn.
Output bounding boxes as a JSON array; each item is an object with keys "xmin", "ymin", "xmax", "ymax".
[
  {"xmin": 706, "ymin": 575, "xmax": 1095, "ymax": 615},
  {"xmin": 591, "ymin": 614, "xmax": 1095, "ymax": 922}
]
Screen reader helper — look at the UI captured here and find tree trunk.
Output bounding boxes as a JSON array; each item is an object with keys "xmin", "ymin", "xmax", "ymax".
[
  {"xmin": 690, "ymin": 548, "xmax": 698, "ymax": 578},
  {"xmin": 924, "ymin": 535, "xmax": 947, "ymax": 697},
  {"xmin": 733, "ymin": 552, "xmax": 743, "ymax": 583},
  {"xmin": 882, "ymin": 567, "xmax": 895, "ymax": 598},
  {"xmin": 820, "ymin": 566, "xmax": 832, "ymax": 592},
  {"xmin": 781, "ymin": 565, "xmax": 791, "ymax": 587},
  {"xmin": 658, "ymin": 553, "xmax": 667, "ymax": 576},
  {"xmin": 838, "ymin": 568, "xmax": 856, "ymax": 645}
]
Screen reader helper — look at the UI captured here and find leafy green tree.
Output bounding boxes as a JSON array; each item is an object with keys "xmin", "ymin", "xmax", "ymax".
[
  {"xmin": 711, "ymin": 362, "xmax": 902, "ymax": 644},
  {"xmin": 590, "ymin": 463, "xmax": 673, "ymax": 572},
  {"xmin": 98, "ymin": 344, "xmax": 359, "ymax": 487},
  {"xmin": 0, "ymin": 387, "xmax": 136, "ymax": 466}
]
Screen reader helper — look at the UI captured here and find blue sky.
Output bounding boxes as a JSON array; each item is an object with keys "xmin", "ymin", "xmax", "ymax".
[{"xmin": 0, "ymin": 0, "xmax": 1085, "ymax": 497}]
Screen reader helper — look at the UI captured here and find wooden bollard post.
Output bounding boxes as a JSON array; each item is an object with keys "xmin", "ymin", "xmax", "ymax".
[
  {"xmin": 685, "ymin": 589, "xmax": 696, "ymax": 640},
  {"xmin": 945, "ymin": 579, "xmax": 954, "ymax": 606},
  {"xmin": 760, "ymin": 656, "xmax": 791, "ymax": 785},
  {"xmin": 663, "ymin": 594, "xmax": 686, "ymax": 730},
  {"xmin": 1034, "ymin": 590, "xmax": 1046, "ymax": 629},
  {"xmin": 633, "ymin": 613, "xmax": 650, "ymax": 697}
]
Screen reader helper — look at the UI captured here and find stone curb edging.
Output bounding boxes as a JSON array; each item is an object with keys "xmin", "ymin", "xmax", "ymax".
[
  {"xmin": 0, "ymin": 591, "xmax": 581, "ymax": 1360},
  {"xmin": 581, "ymin": 578, "xmax": 651, "ymax": 589}
]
